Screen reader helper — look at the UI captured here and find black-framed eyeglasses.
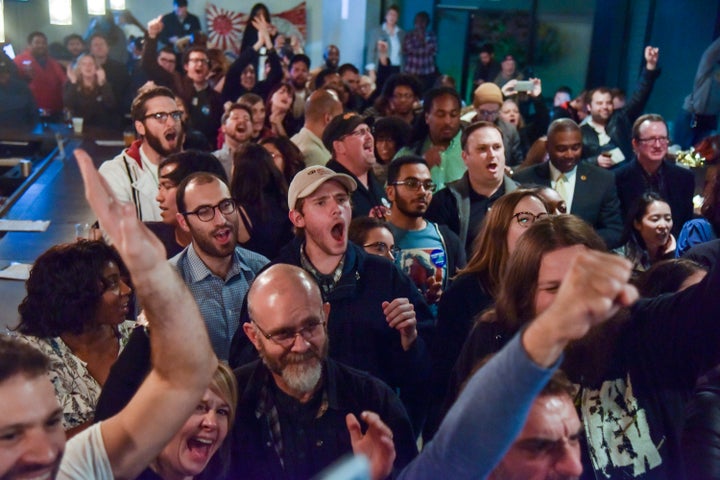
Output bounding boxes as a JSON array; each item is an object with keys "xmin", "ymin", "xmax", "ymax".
[
  {"xmin": 144, "ymin": 110, "xmax": 183, "ymax": 123},
  {"xmin": 342, "ymin": 127, "xmax": 372, "ymax": 140},
  {"xmin": 391, "ymin": 178, "xmax": 437, "ymax": 193},
  {"xmin": 636, "ymin": 136, "xmax": 669, "ymax": 145},
  {"xmin": 512, "ymin": 211, "xmax": 549, "ymax": 227},
  {"xmin": 363, "ymin": 241, "xmax": 399, "ymax": 258},
  {"xmin": 252, "ymin": 319, "xmax": 325, "ymax": 348},
  {"xmin": 181, "ymin": 198, "xmax": 236, "ymax": 222}
]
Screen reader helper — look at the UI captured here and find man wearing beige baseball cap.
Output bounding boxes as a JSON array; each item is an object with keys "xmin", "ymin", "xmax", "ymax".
[{"xmin": 239, "ymin": 164, "xmax": 435, "ymax": 436}]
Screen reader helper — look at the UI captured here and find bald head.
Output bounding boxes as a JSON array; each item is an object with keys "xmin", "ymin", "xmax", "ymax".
[
  {"xmin": 247, "ymin": 264, "xmax": 323, "ymax": 321},
  {"xmin": 305, "ymin": 89, "xmax": 343, "ymax": 123}
]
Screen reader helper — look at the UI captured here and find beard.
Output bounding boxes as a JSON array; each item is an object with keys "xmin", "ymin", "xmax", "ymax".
[
  {"xmin": 259, "ymin": 338, "xmax": 328, "ymax": 396},
  {"xmin": 394, "ymin": 194, "xmax": 427, "ymax": 218},
  {"xmin": 188, "ymin": 219, "xmax": 238, "ymax": 258},
  {"xmin": 144, "ymin": 126, "xmax": 182, "ymax": 158}
]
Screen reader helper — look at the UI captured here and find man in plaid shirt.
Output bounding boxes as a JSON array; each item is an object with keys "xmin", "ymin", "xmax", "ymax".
[{"xmin": 402, "ymin": 11, "xmax": 438, "ymax": 92}]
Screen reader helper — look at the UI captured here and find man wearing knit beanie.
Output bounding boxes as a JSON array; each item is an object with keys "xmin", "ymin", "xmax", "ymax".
[{"xmin": 472, "ymin": 82, "xmax": 524, "ymax": 166}]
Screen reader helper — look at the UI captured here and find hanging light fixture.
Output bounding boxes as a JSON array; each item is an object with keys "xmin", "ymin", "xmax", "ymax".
[
  {"xmin": 109, "ymin": 0, "xmax": 126, "ymax": 10},
  {"xmin": 0, "ymin": 0, "xmax": 5, "ymax": 43},
  {"xmin": 87, "ymin": 0, "xmax": 106, "ymax": 16},
  {"xmin": 49, "ymin": 0, "xmax": 73, "ymax": 25}
]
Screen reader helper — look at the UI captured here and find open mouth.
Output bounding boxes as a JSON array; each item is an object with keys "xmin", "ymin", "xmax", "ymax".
[
  {"xmin": 186, "ymin": 436, "xmax": 215, "ymax": 462},
  {"xmin": 213, "ymin": 227, "xmax": 232, "ymax": 243},
  {"xmin": 330, "ymin": 221, "xmax": 345, "ymax": 242},
  {"xmin": 165, "ymin": 131, "xmax": 178, "ymax": 142}
]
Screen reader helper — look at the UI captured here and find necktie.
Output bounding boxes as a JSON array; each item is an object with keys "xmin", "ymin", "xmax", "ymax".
[{"xmin": 555, "ymin": 174, "xmax": 569, "ymax": 203}]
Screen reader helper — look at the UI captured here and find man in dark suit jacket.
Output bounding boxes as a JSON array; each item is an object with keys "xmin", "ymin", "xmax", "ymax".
[
  {"xmin": 615, "ymin": 113, "xmax": 696, "ymax": 237},
  {"xmin": 514, "ymin": 118, "xmax": 623, "ymax": 248}
]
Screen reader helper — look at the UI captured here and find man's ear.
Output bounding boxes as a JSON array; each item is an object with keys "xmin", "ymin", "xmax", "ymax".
[
  {"xmin": 243, "ymin": 322, "xmax": 261, "ymax": 350},
  {"xmin": 386, "ymin": 184, "xmax": 395, "ymax": 202},
  {"xmin": 461, "ymin": 149, "xmax": 470, "ymax": 168},
  {"xmin": 289, "ymin": 209, "xmax": 305, "ymax": 228},
  {"xmin": 134, "ymin": 119, "xmax": 145, "ymax": 137},
  {"xmin": 176, "ymin": 212, "xmax": 190, "ymax": 232}
]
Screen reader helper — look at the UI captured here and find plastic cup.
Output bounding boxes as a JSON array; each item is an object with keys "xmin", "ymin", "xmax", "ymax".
[
  {"xmin": 72, "ymin": 117, "xmax": 84, "ymax": 134},
  {"xmin": 74, "ymin": 223, "xmax": 92, "ymax": 240}
]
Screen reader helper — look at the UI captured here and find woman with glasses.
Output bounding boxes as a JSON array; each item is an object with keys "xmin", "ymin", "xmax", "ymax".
[
  {"xmin": 349, "ymin": 216, "xmax": 398, "ymax": 262},
  {"xmin": 427, "ymin": 188, "xmax": 549, "ymax": 437},
  {"xmin": 229, "ymin": 143, "xmax": 293, "ymax": 259}
]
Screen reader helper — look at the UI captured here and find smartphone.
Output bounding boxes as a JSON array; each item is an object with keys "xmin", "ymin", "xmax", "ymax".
[{"xmin": 515, "ymin": 80, "xmax": 534, "ymax": 92}]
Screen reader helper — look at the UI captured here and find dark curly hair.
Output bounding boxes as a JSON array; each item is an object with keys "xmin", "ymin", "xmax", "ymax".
[{"xmin": 17, "ymin": 240, "xmax": 126, "ymax": 338}]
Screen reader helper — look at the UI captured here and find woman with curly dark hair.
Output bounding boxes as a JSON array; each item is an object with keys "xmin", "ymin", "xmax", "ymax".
[
  {"xmin": 15, "ymin": 240, "xmax": 134, "ymax": 437},
  {"xmin": 259, "ymin": 135, "xmax": 305, "ymax": 184},
  {"xmin": 230, "ymin": 143, "xmax": 293, "ymax": 258}
]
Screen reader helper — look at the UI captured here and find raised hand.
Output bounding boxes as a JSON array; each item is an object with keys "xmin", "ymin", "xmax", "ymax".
[
  {"xmin": 95, "ymin": 66, "xmax": 106, "ymax": 86},
  {"xmin": 645, "ymin": 46, "xmax": 659, "ymax": 70},
  {"xmin": 523, "ymin": 249, "xmax": 637, "ymax": 367},
  {"xmin": 74, "ymin": 149, "xmax": 166, "ymax": 277},
  {"xmin": 346, "ymin": 411, "xmax": 396, "ymax": 480},
  {"xmin": 147, "ymin": 15, "xmax": 164, "ymax": 39}
]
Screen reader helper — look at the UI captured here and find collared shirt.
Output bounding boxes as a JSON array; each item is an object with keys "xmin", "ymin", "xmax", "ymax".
[
  {"xmin": 170, "ymin": 243, "xmax": 268, "ymax": 360},
  {"xmin": 300, "ymin": 244, "xmax": 345, "ymax": 298},
  {"xmin": 402, "ymin": 30, "xmax": 437, "ymax": 75},
  {"xmin": 549, "ymin": 162, "xmax": 577, "ymax": 213},
  {"xmin": 291, "ymin": 127, "xmax": 331, "ymax": 167},
  {"xmin": 384, "ymin": 22, "xmax": 402, "ymax": 66},
  {"xmin": 212, "ymin": 142, "xmax": 234, "ymax": 180}
]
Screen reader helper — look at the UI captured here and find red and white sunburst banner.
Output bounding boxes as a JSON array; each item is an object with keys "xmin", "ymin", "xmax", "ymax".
[{"xmin": 206, "ymin": 2, "xmax": 307, "ymax": 56}]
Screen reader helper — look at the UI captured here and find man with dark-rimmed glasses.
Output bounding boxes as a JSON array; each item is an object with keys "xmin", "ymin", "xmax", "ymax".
[
  {"xmin": 99, "ymin": 86, "xmax": 185, "ymax": 221},
  {"xmin": 615, "ymin": 113, "xmax": 695, "ymax": 236},
  {"xmin": 385, "ymin": 155, "xmax": 466, "ymax": 308},
  {"xmin": 171, "ymin": 171, "xmax": 268, "ymax": 360}
]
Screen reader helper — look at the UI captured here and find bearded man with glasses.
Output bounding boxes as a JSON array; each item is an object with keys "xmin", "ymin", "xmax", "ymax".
[
  {"xmin": 99, "ymin": 86, "xmax": 185, "ymax": 221},
  {"xmin": 219, "ymin": 263, "xmax": 417, "ymax": 479},
  {"xmin": 385, "ymin": 155, "xmax": 466, "ymax": 308},
  {"xmin": 615, "ymin": 113, "xmax": 695, "ymax": 236},
  {"xmin": 169, "ymin": 171, "xmax": 269, "ymax": 360}
]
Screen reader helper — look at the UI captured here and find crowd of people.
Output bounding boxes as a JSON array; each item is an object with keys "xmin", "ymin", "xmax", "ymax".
[{"xmin": 2, "ymin": 1, "xmax": 720, "ymax": 479}]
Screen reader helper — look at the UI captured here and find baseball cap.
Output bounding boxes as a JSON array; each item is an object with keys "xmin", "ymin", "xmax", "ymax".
[
  {"xmin": 322, "ymin": 112, "xmax": 368, "ymax": 152},
  {"xmin": 288, "ymin": 166, "xmax": 357, "ymax": 210}
]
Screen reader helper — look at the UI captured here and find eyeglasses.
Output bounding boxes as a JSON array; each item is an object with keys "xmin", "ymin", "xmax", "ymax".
[
  {"xmin": 391, "ymin": 178, "xmax": 437, "ymax": 192},
  {"xmin": 343, "ymin": 127, "xmax": 371, "ymax": 139},
  {"xmin": 636, "ymin": 136, "xmax": 669, "ymax": 145},
  {"xmin": 512, "ymin": 211, "xmax": 549, "ymax": 227},
  {"xmin": 187, "ymin": 58, "xmax": 209, "ymax": 64},
  {"xmin": 363, "ymin": 241, "xmax": 400, "ymax": 258},
  {"xmin": 477, "ymin": 109, "xmax": 499, "ymax": 119},
  {"xmin": 144, "ymin": 110, "xmax": 183, "ymax": 123},
  {"xmin": 181, "ymin": 198, "xmax": 236, "ymax": 222},
  {"xmin": 252, "ymin": 319, "xmax": 325, "ymax": 348}
]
